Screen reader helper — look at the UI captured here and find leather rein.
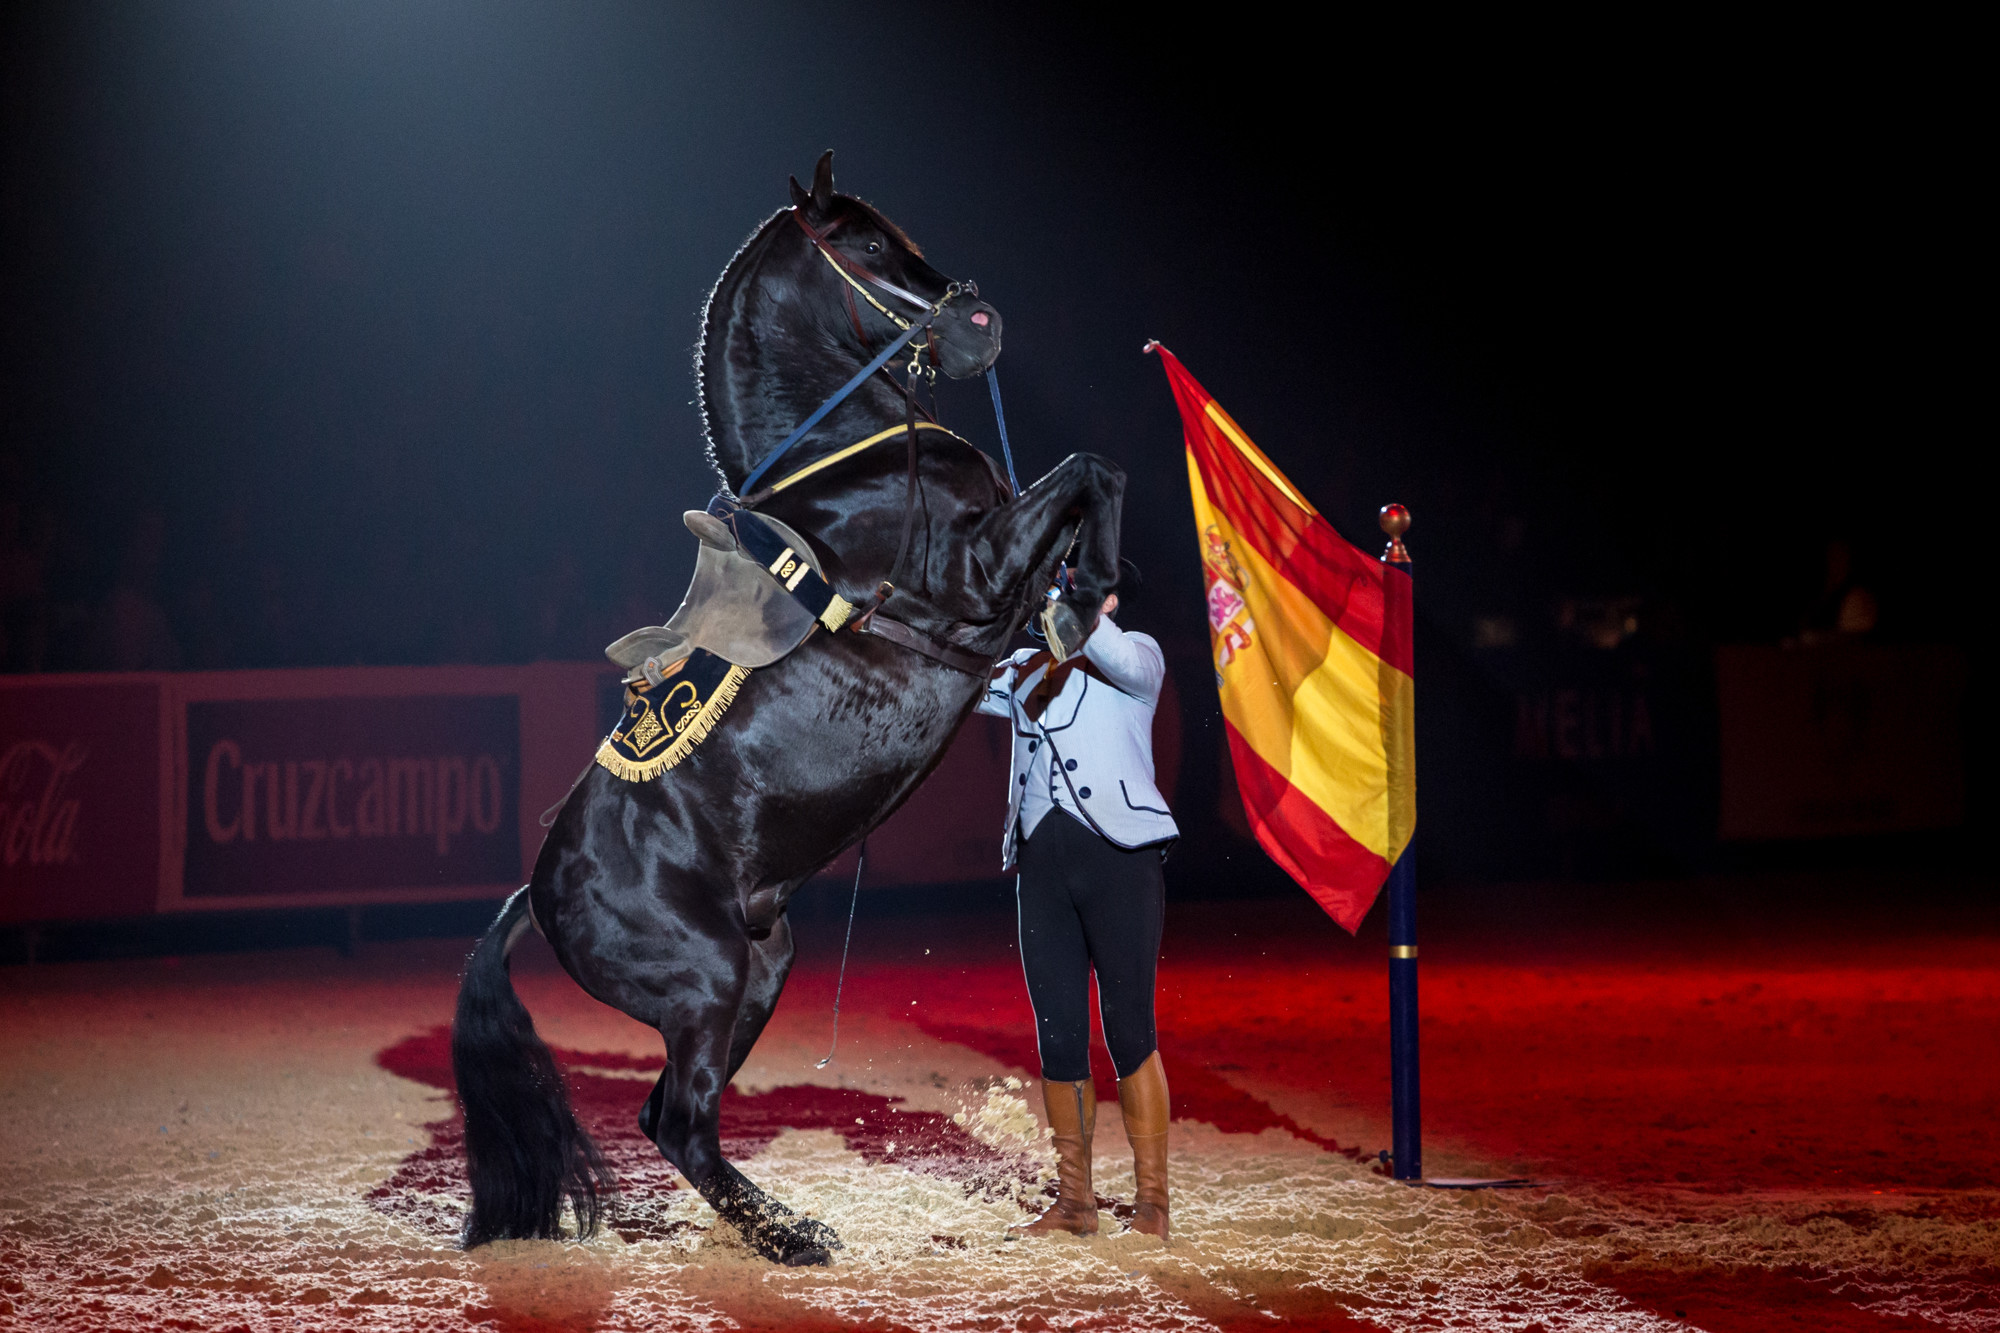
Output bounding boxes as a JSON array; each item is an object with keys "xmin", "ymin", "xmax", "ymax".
[{"xmin": 726, "ymin": 208, "xmax": 997, "ymax": 679}]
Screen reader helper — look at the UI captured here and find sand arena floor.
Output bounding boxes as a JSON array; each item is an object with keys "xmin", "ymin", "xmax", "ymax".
[{"xmin": 2, "ymin": 891, "xmax": 1997, "ymax": 1332}]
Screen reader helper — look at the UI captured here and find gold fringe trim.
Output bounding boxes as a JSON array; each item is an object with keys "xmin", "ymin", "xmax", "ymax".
[
  {"xmin": 819, "ymin": 593, "xmax": 856, "ymax": 632},
  {"xmin": 594, "ymin": 663, "xmax": 750, "ymax": 782}
]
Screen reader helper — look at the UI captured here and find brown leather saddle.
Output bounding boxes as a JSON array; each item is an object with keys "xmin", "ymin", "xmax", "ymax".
[
  {"xmin": 605, "ymin": 509, "xmax": 851, "ymax": 685},
  {"xmin": 606, "ymin": 495, "xmax": 1001, "ymax": 688}
]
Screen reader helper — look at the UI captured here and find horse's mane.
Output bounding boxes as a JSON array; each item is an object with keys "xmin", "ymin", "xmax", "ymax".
[{"xmin": 694, "ymin": 210, "xmax": 785, "ymax": 487}]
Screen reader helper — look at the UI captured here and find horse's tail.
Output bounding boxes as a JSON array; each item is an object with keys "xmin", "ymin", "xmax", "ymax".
[{"xmin": 451, "ymin": 887, "xmax": 609, "ymax": 1247}]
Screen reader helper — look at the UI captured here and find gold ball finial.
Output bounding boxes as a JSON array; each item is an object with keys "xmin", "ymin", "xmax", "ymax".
[{"xmin": 1379, "ymin": 504, "xmax": 1411, "ymax": 563}]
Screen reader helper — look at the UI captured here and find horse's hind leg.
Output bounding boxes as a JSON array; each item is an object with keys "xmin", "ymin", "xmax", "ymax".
[
  {"xmin": 636, "ymin": 918, "xmax": 796, "ymax": 1132},
  {"xmin": 641, "ymin": 930, "xmax": 834, "ymax": 1265},
  {"xmin": 726, "ymin": 915, "xmax": 797, "ymax": 1084}
]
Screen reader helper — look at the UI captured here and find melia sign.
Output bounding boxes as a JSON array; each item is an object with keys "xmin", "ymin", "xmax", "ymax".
[{"xmin": 182, "ymin": 695, "xmax": 521, "ymax": 899}]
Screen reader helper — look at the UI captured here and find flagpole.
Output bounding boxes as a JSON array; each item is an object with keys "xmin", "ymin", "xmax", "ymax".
[{"xmin": 1380, "ymin": 503, "xmax": 1420, "ymax": 1183}]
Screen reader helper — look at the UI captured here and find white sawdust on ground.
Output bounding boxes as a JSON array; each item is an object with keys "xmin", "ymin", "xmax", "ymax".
[{"xmin": 2, "ymin": 943, "xmax": 1994, "ymax": 1331}]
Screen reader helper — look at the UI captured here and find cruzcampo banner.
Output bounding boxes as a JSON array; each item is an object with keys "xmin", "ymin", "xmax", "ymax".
[
  {"xmin": 182, "ymin": 694, "xmax": 521, "ymax": 900},
  {"xmin": 1151, "ymin": 344, "xmax": 1414, "ymax": 932}
]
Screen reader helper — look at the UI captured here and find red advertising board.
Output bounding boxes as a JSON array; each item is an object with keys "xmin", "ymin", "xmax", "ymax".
[
  {"xmin": 1, "ymin": 661, "xmax": 1020, "ymax": 924},
  {"xmin": 0, "ymin": 677, "xmax": 168, "ymax": 924},
  {"xmin": 1717, "ymin": 644, "xmax": 1966, "ymax": 840},
  {"xmin": 161, "ymin": 665, "xmax": 603, "ymax": 912},
  {"xmin": 182, "ymin": 694, "xmax": 521, "ymax": 901}
]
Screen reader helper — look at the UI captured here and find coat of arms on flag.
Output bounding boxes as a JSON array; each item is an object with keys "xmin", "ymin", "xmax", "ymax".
[
  {"xmin": 1201, "ymin": 526, "xmax": 1255, "ymax": 675},
  {"xmin": 1150, "ymin": 344, "xmax": 1416, "ymax": 932}
]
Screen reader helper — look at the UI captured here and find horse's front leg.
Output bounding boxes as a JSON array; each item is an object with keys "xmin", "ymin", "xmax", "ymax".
[{"xmin": 969, "ymin": 451, "xmax": 1125, "ymax": 654}]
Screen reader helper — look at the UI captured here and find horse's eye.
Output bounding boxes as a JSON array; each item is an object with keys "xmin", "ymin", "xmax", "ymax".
[{"xmin": 865, "ymin": 242, "xmax": 881, "ymax": 255}]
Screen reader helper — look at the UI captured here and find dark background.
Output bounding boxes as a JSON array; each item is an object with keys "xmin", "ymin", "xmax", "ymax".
[{"xmin": 3, "ymin": 4, "xmax": 1983, "ymax": 907}]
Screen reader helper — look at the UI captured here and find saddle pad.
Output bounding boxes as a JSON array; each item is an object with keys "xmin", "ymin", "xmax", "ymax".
[{"xmin": 595, "ymin": 648, "xmax": 748, "ymax": 782}]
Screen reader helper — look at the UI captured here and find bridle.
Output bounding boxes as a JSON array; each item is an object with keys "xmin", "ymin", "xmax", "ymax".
[
  {"xmin": 719, "ymin": 206, "xmax": 1011, "ymax": 679},
  {"xmin": 788, "ymin": 207, "xmax": 1020, "ymax": 499},
  {"xmin": 792, "ymin": 207, "xmax": 961, "ymax": 338},
  {"xmin": 787, "ymin": 208, "xmax": 977, "ymax": 588},
  {"xmin": 734, "ymin": 208, "xmax": 977, "ymax": 501}
]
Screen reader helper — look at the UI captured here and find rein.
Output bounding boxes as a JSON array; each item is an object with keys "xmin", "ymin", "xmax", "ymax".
[
  {"xmin": 794, "ymin": 207, "xmax": 1018, "ymax": 495},
  {"xmin": 736, "ymin": 316, "xmax": 932, "ymax": 498}
]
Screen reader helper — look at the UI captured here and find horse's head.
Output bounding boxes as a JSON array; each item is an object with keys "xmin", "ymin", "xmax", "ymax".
[{"xmin": 785, "ymin": 151, "xmax": 1001, "ymax": 380}]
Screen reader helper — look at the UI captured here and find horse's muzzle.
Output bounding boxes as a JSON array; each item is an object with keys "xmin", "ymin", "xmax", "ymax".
[{"xmin": 932, "ymin": 300, "xmax": 1002, "ymax": 379}]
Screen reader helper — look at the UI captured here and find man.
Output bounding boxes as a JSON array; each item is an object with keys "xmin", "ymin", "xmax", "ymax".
[{"xmin": 978, "ymin": 592, "xmax": 1178, "ymax": 1241}]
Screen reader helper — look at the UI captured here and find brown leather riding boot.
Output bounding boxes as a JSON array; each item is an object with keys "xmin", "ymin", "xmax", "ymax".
[
  {"xmin": 1119, "ymin": 1051, "xmax": 1170, "ymax": 1240},
  {"xmin": 1013, "ymin": 1078, "xmax": 1098, "ymax": 1236}
]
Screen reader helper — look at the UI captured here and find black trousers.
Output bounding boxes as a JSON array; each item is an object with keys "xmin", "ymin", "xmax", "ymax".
[{"xmin": 1015, "ymin": 809, "xmax": 1166, "ymax": 1082}]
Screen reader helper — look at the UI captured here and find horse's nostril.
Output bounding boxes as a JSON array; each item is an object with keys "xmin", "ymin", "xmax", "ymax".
[{"xmin": 969, "ymin": 311, "xmax": 990, "ymax": 328}]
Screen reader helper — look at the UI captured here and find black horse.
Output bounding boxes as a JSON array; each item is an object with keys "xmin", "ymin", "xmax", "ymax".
[{"xmin": 451, "ymin": 153, "xmax": 1125, "ymax": 1265}]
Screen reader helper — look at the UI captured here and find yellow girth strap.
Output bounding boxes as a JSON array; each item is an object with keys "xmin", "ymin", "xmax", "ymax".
[{"xmin": 763, "ymin": 421, "xmax": 961, "ymax": 496}]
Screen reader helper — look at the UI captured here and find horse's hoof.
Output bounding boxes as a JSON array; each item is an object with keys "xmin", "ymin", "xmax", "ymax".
[
  {"xmin": 740, "ymin": 1213, "xmax": 841, "ymax": 1264},
  {"xmin": 1039, "ymin": 599, "xmax": 1094, "ymax": 661},
  {"xmin": 796, "ymin": 1216, "xmax": 843, "ymax": 1250}
]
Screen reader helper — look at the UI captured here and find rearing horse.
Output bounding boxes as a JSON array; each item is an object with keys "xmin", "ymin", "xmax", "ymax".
[{"xmin": 450, "ymin": 153, "xmax": 1124, "ymax": 1265}]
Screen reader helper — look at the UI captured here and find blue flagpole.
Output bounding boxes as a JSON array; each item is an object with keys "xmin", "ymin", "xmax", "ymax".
[{"xmin": 1380, "ymin": 503, "xmax": 1420, "ymax": 1182}]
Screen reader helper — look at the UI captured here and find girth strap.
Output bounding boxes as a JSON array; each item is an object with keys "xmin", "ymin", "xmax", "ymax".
[{"xmin": 851, "ymin": 610, "xmax": 995, "ymax": 676}]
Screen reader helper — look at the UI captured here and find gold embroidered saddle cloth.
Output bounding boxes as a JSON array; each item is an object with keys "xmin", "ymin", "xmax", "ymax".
[{"xmin": 597, "ymin": 506, "xmax": 855, "ymax": 781}]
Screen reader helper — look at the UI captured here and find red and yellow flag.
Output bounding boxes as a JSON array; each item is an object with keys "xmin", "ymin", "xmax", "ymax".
[{"xmin": 1153, "ymin": 345, "xmax": 1414, "ymax": 932}]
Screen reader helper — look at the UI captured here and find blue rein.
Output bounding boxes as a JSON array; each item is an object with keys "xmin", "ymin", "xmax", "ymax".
[
  {"xmin": 986, "ymin": 364, "xmax": 1021, "ymax": 496},
  {"xmin": 737, "ymin": 328, "xmax": 1022, "ymax": 502},
  {"xmin": 737, "ymin": 318, "xmax": 931, "ymax": 497}
]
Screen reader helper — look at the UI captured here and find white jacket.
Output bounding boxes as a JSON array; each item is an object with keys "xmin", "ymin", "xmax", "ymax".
[{"xmin": 975, "ymin": 616, "xmax": 1180, "ymax": 870}]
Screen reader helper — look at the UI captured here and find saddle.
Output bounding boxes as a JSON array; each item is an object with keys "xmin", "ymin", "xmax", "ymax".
[
  {"xmin": 596, "ymin": 494, "xmax": 996, "ymax": 783},
  {"xmin": 605, "ymin": 507, "xmax": 855, "ymax": 685}
]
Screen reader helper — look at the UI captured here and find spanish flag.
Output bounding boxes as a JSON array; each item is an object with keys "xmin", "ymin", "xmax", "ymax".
[{"xmin": 1152, "ymin": 345, "xmax": 1414, "ymax": 932}]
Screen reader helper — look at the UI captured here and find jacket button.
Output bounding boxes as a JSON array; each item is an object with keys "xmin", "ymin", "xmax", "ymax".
[
  {"xmin": 1018, "ymin": 774, "xmax": 1028, "ymax": 785},
  {"xmin": 1064, "ymin": 759, "xmax": 1078, "ymax": 771},
  {"xmin": 1027, "ymin": 740, "xmax": 1037, "ymax": 752},
  {"xmin": 1078, "ymin": 786, "xmax": 1092, "ymax": 799}
]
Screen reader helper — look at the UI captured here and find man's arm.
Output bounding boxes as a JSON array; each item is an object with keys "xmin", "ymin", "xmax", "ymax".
[
  {"xmin": 1082, "ymin": 618, "xmax": 1165, "ymax": 703},
  {"xmin": 974, "ymin": 649, "xmax": 1034, "ymax": 718}
]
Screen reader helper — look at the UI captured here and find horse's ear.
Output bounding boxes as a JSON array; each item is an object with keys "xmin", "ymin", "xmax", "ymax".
[
  {"xmin": 788, "ymin": 174, "xmax": 811, "ymax": 212},
  {"xmin": 810, "ymin": 150, "xmax": 836, "ymax": 212}
]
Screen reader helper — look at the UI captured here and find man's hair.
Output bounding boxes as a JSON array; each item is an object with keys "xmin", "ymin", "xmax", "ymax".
[{"xmin": 1111, "ymin": 557, "xmax": 1144, "ymax": 614}]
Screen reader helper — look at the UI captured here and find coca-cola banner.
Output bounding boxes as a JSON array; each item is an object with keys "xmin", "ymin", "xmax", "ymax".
[
  {"xmin": 182, "ymin": 694, "xmax": 521, "ymax": 900},
  {"xmin": 0, "ymin": 680, "xmax": 165, "ymax": 924}
]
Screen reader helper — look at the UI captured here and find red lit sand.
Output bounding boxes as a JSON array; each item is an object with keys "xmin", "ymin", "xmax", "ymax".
[{"xmin": 2, "ymin": 891, "xmax": 1996, "ymax": 1331}]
